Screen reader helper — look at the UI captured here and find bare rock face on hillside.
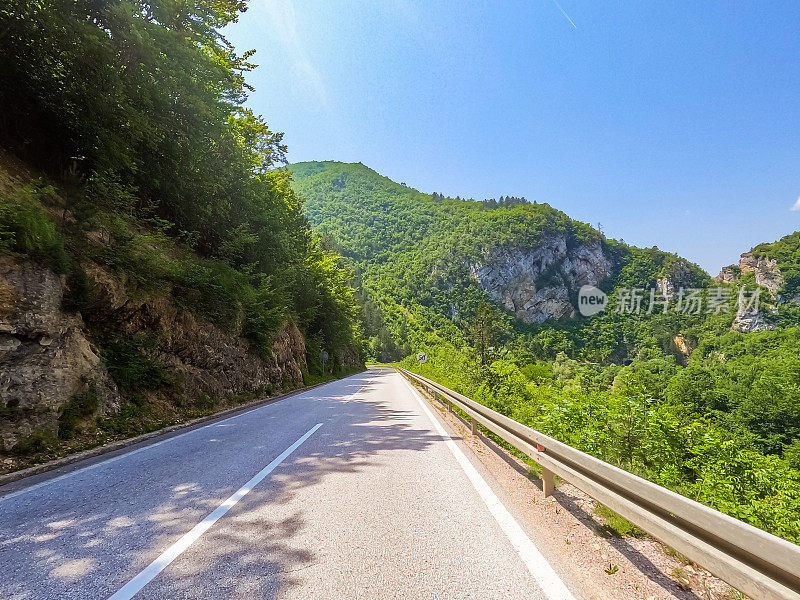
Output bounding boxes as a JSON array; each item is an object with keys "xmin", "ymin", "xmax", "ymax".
[
  {"xmin": 732, "ymin": 305, "xmax": 775, "ymax": 333},
  {"xmin": 656, "ymin": 258, "xmax": 700, "ymax": 301},
  {"xmin": 715, "ymin": 252, "xmax": 784, "ymax": 293},
  {"xmin": 739, "ymin": 252, "xmax": 783, "ymax": 293},
  {"xmin": 715, "ymin": 265, "xmax": 739, "ymax": 285},
  {"xmin": 0, "ymin": 258, "xmax": 120, "ymax": 450},
  {"xmin": 468, "ymin": 235, "xmax": 613, "ymax": 323},
  {"xmin": 715, "ymin": 249, "xmax": 784, "ymax": 332},
  {"xmin": 83, "ymin": 263, "xmax": 308, "ymax": 402},
  {"xmin": 0, "ymin": 259, "xmax": 308, "ymax": 451}
]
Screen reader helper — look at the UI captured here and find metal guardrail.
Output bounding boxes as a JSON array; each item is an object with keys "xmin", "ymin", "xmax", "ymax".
[{"xmin": 398, "ymin": 367, "xmax": 800, "ymax": 600}]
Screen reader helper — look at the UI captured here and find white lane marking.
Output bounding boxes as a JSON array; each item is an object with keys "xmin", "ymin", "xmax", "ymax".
[
  {"xmin": 400, "ymin": 375, "xmax": 578, "ymax": 600},
  {"xmin": 107, "ymin": 422, "xmax": 323, "ymax": 600},
  {"xmin": 0, "ymin": 375, "xmax": 366, "ymax": 502}
]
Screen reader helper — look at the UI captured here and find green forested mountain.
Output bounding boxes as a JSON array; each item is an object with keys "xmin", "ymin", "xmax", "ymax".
[
  {"xmin": 290, "ymin": 161, "xmax": 737, "ymax": 362},
  {"xmin": 291, "ymin": 160, "xmax": 800, "ymax": 543}
]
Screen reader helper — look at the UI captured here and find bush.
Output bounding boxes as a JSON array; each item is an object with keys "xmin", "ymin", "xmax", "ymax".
[
  {"xmin": 0, "ymin": 188, "xmax": 68, "ymax": 271},
  {"xmin": 58, "ymin": 387, "xmax": 100, "ymax": 439},
  {"xmin": 172, "ymin": 260, "xmax": 243, "ymax": 330},
  {"xmin": 11, "ymin": 428, "xmax": 58, "ymax": 455},
  {"xmin": 61, "ymin": 264, "xmax": 92, "ymax": 313},
  {"xmin": 95, "ymin": 216, "xmax": 176, "ymax": 294},
  {"xmin": 242, "ymin": 277, "xmax": 286, "ymax": 356},
  {"xmin": 99, "ymin": 335, "xmax": 171, "ymax": 396}
]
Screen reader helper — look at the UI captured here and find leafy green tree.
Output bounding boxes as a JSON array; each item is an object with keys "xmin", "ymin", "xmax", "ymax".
[{"xmin": 469, "ymin": 301, "xmax": 508, "ymax": 365}]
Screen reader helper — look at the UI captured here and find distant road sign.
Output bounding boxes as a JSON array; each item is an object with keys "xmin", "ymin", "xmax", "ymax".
[{"xmin": 416, "ymin": 352, "xmax": 428, "ymax": 364}]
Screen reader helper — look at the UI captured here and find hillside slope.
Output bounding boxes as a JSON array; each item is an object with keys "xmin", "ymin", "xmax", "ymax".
[{"xmin": 291, "ymin": 161, "xmax": 713, "ymax": 362}]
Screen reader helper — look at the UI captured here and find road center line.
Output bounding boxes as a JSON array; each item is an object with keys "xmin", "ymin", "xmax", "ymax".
[
  {"xmin": 0, "ymin": 375, "xmax": 361, "ymax": 502},
  {"xmin": 400, "ymin": 375, "xmax": 577, "ymax": 600},
  {"xmin": 106, "ymin": 422, "xmax": 324, "ymax": 600}
]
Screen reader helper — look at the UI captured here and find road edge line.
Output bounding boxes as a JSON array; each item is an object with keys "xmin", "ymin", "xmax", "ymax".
[
  {"xmin": 0, "ymin": 371, "xmax": 365, "ymax": 493},
  {"xmin": 400, "ymin": 374, "xmax": 578, "ymax": 600}
]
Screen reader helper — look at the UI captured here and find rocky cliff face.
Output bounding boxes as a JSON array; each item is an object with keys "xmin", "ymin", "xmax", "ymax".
[
  {"xmin": 739, "ymin": 252, "xmax": 783, "ymax": 293},
  {"xmin": 656, "ymin": 258, "xmax": 701, "ymax": 301},
  {"xmin": 715, "ymin": 265, "xmax": 739, "ymax": 285},
  {"xmin": 0, "ymin": 258, "xmax": 120, "ymax": 451},
  {"xmin": 715, "ymin": 252, "xmax": 784, "ymax": 293},
  {"xmin": 468, "ymin": 235, "xmax": 613, "ymax": 323},
  {"xmin": 82, "ymin": 263, "xmax": 307, "ymax": 399},
  {"xmin": 714, "ymin": 249, "xmax": 786, "ymax": 332},
  {"xmin": 0, "ymin": 258, "xmax": 307, "ymax": 451}
]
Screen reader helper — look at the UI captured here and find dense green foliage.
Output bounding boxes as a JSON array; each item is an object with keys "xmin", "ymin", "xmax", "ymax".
[
  {"xmin": 292, "ymin": 161, "xmax": 800, "ymax": 542},
  {"xmin": 0, "ymin": 1, "xmax": 362, "ymax": 370}
]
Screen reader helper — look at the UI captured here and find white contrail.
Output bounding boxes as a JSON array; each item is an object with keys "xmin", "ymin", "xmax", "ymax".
[{"xmin": 552, "ymin": 0, "xmax": 577, "ymax": 29}]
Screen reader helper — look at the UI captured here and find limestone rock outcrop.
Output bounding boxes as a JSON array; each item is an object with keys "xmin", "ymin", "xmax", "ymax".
[
  {"xmin": 468, "ymin": 235, "xmax": 613, "ymax": 323},
  {"xmin": 715, "ymin": 252, "xmax": 784, "ymax": 293},
  {"xmin": 0, "ymin": 258, "xmax": 119, "ymax": 450},
  {"xmin": 715, "ymin": 248, "xmax": 786, "ymax": 332}
]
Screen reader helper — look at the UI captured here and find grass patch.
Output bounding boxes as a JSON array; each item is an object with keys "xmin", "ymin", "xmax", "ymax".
[
  {"xmin": 0, "ymin": 184, "xmax": 69, "ymax": 271},
  {"xmin": 594, "ymin": 504, "xmax": 647, "ymax": 537},
  {"xmin": 664, "ymin": 545, "xmax": 693, "ymax": 565},
  {"xmin": 58, "ymin": 386, "xmax": 99, "ymax": 439},
  {"xmin": 11, "ymin": 428, "xmax": 59, "ymax": 456},
  {"xmin": 96, "ymin": 402, "xmax": 171, "ymax": 437},
  {"xmin": 670, "ymin": 567, "xmax": 692, "ymax": 590}
]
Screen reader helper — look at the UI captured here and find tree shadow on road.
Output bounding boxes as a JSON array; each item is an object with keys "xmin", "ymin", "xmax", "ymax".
[{"xmin": 0, "ymin": 371, "xmax": 454, "ymax": 599}]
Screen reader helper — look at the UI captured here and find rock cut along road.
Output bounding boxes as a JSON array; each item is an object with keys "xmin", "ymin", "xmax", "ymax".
[{"xmin": 0, "ymin": 368, "xmax": 579, "ymax": 599}]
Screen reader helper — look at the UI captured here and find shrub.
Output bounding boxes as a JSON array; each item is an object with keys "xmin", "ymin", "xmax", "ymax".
[
  {"xmin": 61, "ymin": 264, "xmax": 92, "ymax": 314},
  {"xmin": 95, "ymin": 216, "xmax": 176, "ymax": 294},
  {"xmin": 242, "ymin": 277, "xmax": 286, "ymax": 356},
  {"xmin": 11, "ymin": 428, "xmax": 58, "ymax": 455},
  {"xmin": 58, "ymin": 387, "xmax": 100, "ymax": 439},
  {"xmin": 172, "ymin": 259, "xmax": 243, "ymax": 330},
  {"xmin": 99, "ymin": 335, "xmax": 171, "ymax": 396},
  {"xmin": 0, "ymin": 188, "xmax": 68, "ymax": 271}
]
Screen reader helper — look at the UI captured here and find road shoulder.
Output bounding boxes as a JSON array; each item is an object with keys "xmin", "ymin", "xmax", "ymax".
[{"xmin": 401, "ymin": 371, "xmax": 734, "ymax": 600}]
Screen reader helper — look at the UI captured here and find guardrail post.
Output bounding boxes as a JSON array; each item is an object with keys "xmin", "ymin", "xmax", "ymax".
[
  {"xmin": 447, "ymin": 399, "xmax": 453, "ymax": 413},
  {"xmin": 471, "ymin": 416, "xmax": 477, "ymax": 435},
  {"xmin": 542, "ymin": 467, "xmax": 555, "ymax": 498}
]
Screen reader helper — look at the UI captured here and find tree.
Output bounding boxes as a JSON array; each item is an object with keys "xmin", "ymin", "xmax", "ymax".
[{"xmin": 469, "ymin": 301, "xmax": 508, "ymax": 365}]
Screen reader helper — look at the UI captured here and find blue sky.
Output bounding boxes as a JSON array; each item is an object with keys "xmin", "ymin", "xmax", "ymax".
[{"xmin": 225, "ymin": 1, "xmax": 800, "ymax": 274}]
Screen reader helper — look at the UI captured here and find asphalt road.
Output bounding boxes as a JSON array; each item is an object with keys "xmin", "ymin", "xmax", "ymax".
[{"xmin": 0, "ymin": 368, "xmax": 578, "ymax": 600}]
